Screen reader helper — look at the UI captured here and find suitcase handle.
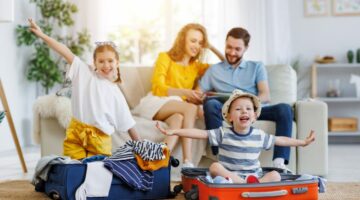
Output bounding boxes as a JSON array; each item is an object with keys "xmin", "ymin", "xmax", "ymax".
[{"xmin": 241, "ymin": 190, "xmax": 288, "ymax": 198}]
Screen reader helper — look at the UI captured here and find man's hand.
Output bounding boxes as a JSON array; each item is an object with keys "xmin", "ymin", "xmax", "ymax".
[
  {"xmin": 156, "ymin": 122, "xmax": 175, "ymax": 136},
  {"xmin": 302, "ymin": 130, "xmax": 315, "ymax": 146}
]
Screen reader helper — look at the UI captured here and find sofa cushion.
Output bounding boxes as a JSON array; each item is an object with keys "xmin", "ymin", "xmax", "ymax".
[
  {"xmin": 118, "ymin": 67, "xmax": 149, "ymax": 109},
  {"xmin": 120, "ymin": 65, "xmax": 297, "ymax": 108},
  {"xmin": 266, "ymin": 65, "xmax": 297, "ymax": 105}
]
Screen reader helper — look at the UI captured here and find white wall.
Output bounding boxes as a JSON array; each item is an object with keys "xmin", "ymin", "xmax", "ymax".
[
  {"xmin": 1, "ymin": 0, "xmax": 359, "ymax": 152},
  {"xmin": 290, "ymin": 0, "xmax": 360, "ymax": 98},
  {"xmin": 0, "ymin": 0, "xmax": 37, "ymax": 152}
]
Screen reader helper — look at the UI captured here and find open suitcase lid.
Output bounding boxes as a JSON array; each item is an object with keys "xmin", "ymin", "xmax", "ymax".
[{"xmin": 181, "ymin": 167, "xmax": 320, "ymax": 186}]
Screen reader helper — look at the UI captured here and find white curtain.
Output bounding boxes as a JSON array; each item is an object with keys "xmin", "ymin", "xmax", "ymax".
[
  {"xmin": 264, "ymin": 0, "xmax": 292, "ymax": 65},
  {"xmin": 70, "ymin": 0, "xmax": 292, "ymax": 65},
  {"xmin": 69, "ymin": 0, "xmax": 109, "ymax": 62},
  {"xmin": 203, "ymin": 0, "xmax": 292, "ymax": 65},
  {"xmin": 71, "ymin": 0, "xmax": 108, "ymax": 41}
]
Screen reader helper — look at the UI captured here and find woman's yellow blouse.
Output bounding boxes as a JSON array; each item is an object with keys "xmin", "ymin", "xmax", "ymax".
[{"xmin": 151, "ymin": 52, "xmax": 209, "ymax": 96}]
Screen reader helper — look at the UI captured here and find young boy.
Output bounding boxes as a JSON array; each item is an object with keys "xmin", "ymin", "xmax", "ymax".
[{"xmin": 157, "ymin": 89, "xmax": 315, "ymax": 183}]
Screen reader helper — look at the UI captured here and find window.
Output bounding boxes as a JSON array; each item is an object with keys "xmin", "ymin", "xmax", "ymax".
[{"xmin": 100, "ymin": 0, "xmax": 204, "ymax": 65}]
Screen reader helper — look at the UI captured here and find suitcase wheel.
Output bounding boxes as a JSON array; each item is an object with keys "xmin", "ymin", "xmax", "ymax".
[
  {"xmin": 173, "ymin": 184, "xmax": 183, "ymax": 194},
  {"xmin": 185, "ymin": 186, "xmax": 198, "ymax": 200},
  {"xmin": 170, "ymin": 157, "xmax": 180, "ymax": 167},
  {"xmin": 169, "ymin": 184, "xmax": 183, "ymax": 198},
  {"xmin": 49, "ymin": 190, "xmax": 61, "ymax": 200}
]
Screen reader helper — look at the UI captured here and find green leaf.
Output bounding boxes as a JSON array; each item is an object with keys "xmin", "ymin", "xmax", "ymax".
[{"xmin": 16, "ymin": 0, "xmax": 91, "ymax": 93}]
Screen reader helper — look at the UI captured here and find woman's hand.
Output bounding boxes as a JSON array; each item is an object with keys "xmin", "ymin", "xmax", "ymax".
[
  {"xmin": 302, "ymin": 130, "xmax": 315, "ymax": 146},
  {"xmin": 208, "ymin": 44, "xmax": 225, "ymax": 61},
  {"xmin": 183, "ymin": 89, "xmax": 203, "ymax": 105},
  {"xmin": 156, "ymin": 122, "xmax": 175, "ymax": 136},
  {"xmin": 28, "ymin": 18, "xmax": 44, "ymax": 38}
]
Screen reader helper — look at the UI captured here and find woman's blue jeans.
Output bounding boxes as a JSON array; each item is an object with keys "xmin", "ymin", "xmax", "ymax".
[{"xmin": 203, "ymin": 98, "xmax": 293, "ymax": 164}]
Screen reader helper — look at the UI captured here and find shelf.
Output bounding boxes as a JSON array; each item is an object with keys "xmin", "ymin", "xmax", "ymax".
[
  {"xmin": 316, "ymin": 63, "xmax": 360, "ymax": 68},
  {"xmin": 328, "ymin": 131, "xmax": 360, "ymax": 137},
  {"xmin": 317, "ymin": 97, "xmax": 360, "ymax": 102}
]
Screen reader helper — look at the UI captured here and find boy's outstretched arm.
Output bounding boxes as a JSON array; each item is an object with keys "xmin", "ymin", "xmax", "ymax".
[
  {"xmin": 275, "ymin": 130, "xmax": 315, "ymax": 147},
  {"xmin": 156, "ymin": 122, "xmax": 208, "ymax": 139},
  {"xmin": 28, "ymin": 18, "xmax": 75, "ymax": 64}
]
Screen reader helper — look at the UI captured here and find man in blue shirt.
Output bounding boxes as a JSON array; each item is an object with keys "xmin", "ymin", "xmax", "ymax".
[{"xmin": 199, "ymin": 27, "xmax": 293, "ymax": 170}]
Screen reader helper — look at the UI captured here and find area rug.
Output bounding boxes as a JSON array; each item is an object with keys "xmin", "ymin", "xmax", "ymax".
[
  {"xmin": 0, "ymin": 180, "xmax": 359, "ymax": 200},
  {"xmin": 0, "ymin": 180, "xmax": 48, "ymax": 200},
  {"xmin": 318, "ymin": 182, "xmax": 360, "ymax": 200}
]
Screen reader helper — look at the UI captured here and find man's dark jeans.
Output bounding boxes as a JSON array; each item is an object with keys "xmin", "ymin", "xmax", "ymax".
[{"xmin": 203, "ymin": 98, "xmax": 293, "ymax": 164}]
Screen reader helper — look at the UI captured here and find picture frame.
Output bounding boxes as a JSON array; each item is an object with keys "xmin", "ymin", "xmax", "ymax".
[
  {"xmin": 304, "ymin": 0, "xmax": 329, "ymax": 17},
  {"xmin": 332, "ymin": 0, "xmax": 360, "ymax": 16}
]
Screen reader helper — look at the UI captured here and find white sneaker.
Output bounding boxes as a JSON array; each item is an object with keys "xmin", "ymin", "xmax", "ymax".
[
  {"xmin": 182, "ymin": 161, "xmax": 195, "ymax": 168},
  {"xmin": 273, "ymin": 162, "xmax": 292, "ymax": 174}
]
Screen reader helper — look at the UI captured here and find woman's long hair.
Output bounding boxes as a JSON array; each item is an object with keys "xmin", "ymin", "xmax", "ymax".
[{"xmin": 167, "ymin": 23, "xmax": 209, "ymax": 64}]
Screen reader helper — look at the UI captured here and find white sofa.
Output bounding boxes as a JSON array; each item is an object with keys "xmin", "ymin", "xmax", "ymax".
[{"xmin": 34, "ymin": 64, "xmax": 328, "ymax": 180}]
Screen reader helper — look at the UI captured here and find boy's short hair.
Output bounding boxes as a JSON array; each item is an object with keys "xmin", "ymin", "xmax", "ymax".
[{"xmin": 222, "ymin": 89, "xmax": 261, "ymax": 124}]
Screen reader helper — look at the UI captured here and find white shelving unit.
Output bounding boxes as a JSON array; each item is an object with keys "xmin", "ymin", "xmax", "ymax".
[
  {"xmin": 318, "ymin": 97, "xmax": 360, "ymax": 103},
  {"xmin": 311, "ymin": 63, "xmax": 360, "ymax": 137},
  {"xmin": 328, "ymin": 131, "xmax": 359, "ymax": 137}
]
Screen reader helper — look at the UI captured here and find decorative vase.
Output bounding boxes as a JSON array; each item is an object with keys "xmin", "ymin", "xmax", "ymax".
[
  {"xmin": 347, "ymin": 50, "xmax": 354, "ymax": 63},
  {"xmin": 357, "ymin": 49, "xmax": 360, "ymax": 63}
]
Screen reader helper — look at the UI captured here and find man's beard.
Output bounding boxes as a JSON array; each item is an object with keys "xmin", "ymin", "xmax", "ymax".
[{"xmin": 226, "ymin": 54, "xmax": 242, "ymax": 65}]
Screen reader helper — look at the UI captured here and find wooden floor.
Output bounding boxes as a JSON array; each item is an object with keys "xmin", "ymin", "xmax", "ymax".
[{"xmin": 1, "ymin": 144, "xmax": 360, "ymax": 182}]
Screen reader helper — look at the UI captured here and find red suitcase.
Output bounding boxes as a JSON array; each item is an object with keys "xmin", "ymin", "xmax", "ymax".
[{"xmin": 180, "ymin": 168, "xmax": 319, "ymax": 200}]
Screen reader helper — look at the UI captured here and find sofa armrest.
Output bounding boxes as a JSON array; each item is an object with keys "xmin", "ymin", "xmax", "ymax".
[
  {"xmin": 40, "ymin": 117, "xmax": 66, "ymax": 156},
  {"xmin": 295, "ymin": 100, "xmax": 328, "ymax": 176}
]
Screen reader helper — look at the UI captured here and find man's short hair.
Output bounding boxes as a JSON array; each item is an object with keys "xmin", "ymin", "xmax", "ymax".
[{"xmin": 226, "ymin": 28, "xmax": 251, "ymax": 46}]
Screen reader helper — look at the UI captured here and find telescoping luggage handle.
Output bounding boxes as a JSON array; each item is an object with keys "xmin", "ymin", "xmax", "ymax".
[{"xmin": 242, "ymin": 189, "xmax": 288, "ymax": 198}]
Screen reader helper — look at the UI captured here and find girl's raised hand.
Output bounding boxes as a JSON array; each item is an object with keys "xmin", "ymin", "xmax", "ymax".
[
  {"xmin": 28, "ymin": 18, "xmax": 43, "ymax": 37},
  {"xmin": 156, "ymin": 122, "xmax": 175, "ymax": 136}
]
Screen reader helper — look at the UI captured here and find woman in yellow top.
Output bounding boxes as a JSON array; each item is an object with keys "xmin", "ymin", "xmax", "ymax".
[{"xmin": 133, "ymin": 23, "xmax": 223, "ymax": 168}]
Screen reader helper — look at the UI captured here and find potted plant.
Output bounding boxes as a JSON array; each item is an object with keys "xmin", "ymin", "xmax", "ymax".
[{"xmin": 16, "ymin": 0, "xmax": 91, "ymax": 94}]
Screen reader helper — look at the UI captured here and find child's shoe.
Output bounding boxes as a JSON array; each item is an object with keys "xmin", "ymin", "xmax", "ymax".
[
  {"xmin": 273, "ymin": 162, "xmax": 293, "ymax": 174},
  {"xmin": 246, "ymin": 175, "xmax": 260, "ymax": 184},
  {"xmin": 182, "ymin": 161, "xmax": 195, "ymax": 168}
]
